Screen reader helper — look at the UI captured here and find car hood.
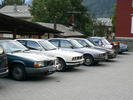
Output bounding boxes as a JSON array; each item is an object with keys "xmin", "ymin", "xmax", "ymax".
[
  {"xmin": 43, "ymin": 49, "xmax": 83, "ymax": 57},
  {"xmin": 92, "ymin": 46, "xmax": 114, "ymax": 52},
  {"xmin": 73, "ymin": 47, "xmax": 106, "ymax": 55},
  {"xmin": 104, "ymin": 45, "xmax": 113, "ymax": 49},
  {"xmin": 7, "ymin": 52, "xmax": 55, "ymax": 61}
]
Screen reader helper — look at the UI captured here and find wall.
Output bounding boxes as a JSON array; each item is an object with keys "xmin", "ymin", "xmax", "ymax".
[{"xmin": 116, "ymin": 0, "xmax": 133, "ymax": 37}]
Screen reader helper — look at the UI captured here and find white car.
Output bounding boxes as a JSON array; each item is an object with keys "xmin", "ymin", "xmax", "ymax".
[{"xmin": 16, "ymin": 39, "xmax": 84, "ymax": 71}]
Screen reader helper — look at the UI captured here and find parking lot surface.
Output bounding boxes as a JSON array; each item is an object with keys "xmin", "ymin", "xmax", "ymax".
[{"xmin": 0, "ymin": 52, "xmax": 133, "ymax": 100}]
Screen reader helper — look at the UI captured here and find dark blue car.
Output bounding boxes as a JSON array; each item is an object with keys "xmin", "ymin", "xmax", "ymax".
[
  {"xmin": 119, "ymin": 43, "xmax": 128, "ymax": 53},
  {"xmin": 0, "ymin": 40, "xmax": 57, "ymax": 81},
  {"xmin": 0, "ymin": 46, "xmax": 8, "ymax": 77}
]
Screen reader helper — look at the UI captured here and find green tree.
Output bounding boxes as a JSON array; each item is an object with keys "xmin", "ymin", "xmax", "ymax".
[
  {"xmin": 30, "ymin": 0, "xmax": 94, "ymax": 35},
  {"xmin": 112, "ymin": 4, "xmax": 116, "ymax": 33},
  {"xmin": 5, "ymin": 0, "xmax": 23, "ymax": 5}
]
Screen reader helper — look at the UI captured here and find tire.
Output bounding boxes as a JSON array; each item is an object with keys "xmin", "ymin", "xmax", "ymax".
[
  {"xmin": 56, "ymin": 58, "xmax": 66, "ymax": 72},
  {"xmin": 10, "ymin": 64, "xmax": 26, "ymax": 81},
  {"xmin": 84, "ymin": 55, "xmax": 94, "ymax": 66}
]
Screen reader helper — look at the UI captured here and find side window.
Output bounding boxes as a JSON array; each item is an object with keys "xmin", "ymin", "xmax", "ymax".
[
  {"xmin": 49, "ymin": 40, "xmax": 59, "ymax": 47},
  {"xmin": 17, "ymin": 40, "xmax": 26, "ymax": 46},
  {"xmin": 60, "ymin": 40, "xmax": 72, "ymax": 48},
  {"xmin": 27, "ymin": 41, "xmax": 41, "ymax": 49}
]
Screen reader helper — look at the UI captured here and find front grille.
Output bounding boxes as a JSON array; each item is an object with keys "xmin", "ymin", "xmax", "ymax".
[
  {"xmin": 99, "ymin": 53, "xmax": 106, "ymax": 57},
  {"xmin": 72, "ymin": 56, "xmax": 83, "ymax": 61},
  {"xmin": 45, "ymin": 60, "xmax": 54, "ymax": 66},
  {"xmin": 0, "ymin": 68, "xmax": 7, "ymax": 73}
]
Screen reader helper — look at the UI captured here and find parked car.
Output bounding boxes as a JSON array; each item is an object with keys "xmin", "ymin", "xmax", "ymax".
[
  {"xmin": 49, "ymin": 38, "xmax": 107, "ymax": 66},
  {"xmin": 0, "ymin": 46, "xmax": 8, "ymax": 77},
  {"xmin": 87, "ymin": 37, "xmax": 119, "ymax": 54},
  {"xmin": 119, "ymin": 43, "xmax": 128, "ymax": 53},
  {"xmin": 73, "ymin": 38, "xmax": 116, "ymax": 59},
  {"xmin": 16, "ymin": 39, "xmax": 84, "ymax": 71},
  {"xmin": 0, "ymin": 40, "xmax": 57, "ymax": 80}
]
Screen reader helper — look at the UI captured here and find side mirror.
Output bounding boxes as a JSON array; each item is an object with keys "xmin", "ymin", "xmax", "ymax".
[{"xmin": 0, "ymin": 47, "xmax": 4, "ymax": 55}]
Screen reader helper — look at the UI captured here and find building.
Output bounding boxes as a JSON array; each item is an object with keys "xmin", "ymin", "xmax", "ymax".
[
  {"xmin": 0, "ymin": 5, "xmax": 32, "ymax": 21},
  {"xmin": 36, "ymin": 22, "xmax": 85, "ymax": 38},
  {"xmin": 116, "ymin": 0, "xmax": 133, "ymax": 37},
  {"xmin": 116, "ymin": 0, "xmax": 133, "ymax": 51},
  {"xmin": 0, "ymin": 13, "xmax": 61, "ymax": 39}
]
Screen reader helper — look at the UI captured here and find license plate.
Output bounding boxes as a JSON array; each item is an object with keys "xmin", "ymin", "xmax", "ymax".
[
  {"xmin": 79, "ymin": 61, "xmax": 84, "ymax": 64},
  {"xmin": 48, "ymin": 67, "xmax": 55, "ymax": 72}
]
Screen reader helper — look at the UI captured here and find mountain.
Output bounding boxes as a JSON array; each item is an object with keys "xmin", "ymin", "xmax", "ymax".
[{"xmin": 83, "ymin": 0, "xmax": 116, "ymax": 17}]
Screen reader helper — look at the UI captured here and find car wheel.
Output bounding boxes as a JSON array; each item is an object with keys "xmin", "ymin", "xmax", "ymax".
[
  {"xmin": 11, "ymin": 64, "xmax": 26, "ymax": 81},
  {"xmin": 56, "ymin": 58, "xmax": 66, "ymax": 72},
  {"xmin": 84, "ymin": 55, "xmax": 94, "ymax": 66}
]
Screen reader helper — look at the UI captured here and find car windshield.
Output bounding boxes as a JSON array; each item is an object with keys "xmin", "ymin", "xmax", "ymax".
[
  {"xmin": 70, "ymin": 40, "xmax": 84, "ymax": 48},
  {"xmin": 90, "ymin": 38, "xmax": 102, "ymax": 46},
  {"xmin": 39, "ymin": 40, "xmax": 57, "ymax": 50},
  {"xmin": 82, "ymin": 39, "xmax": 96, "ymax": 47},
  {"xmin": 76, "ymin": 39, "xmax": 89, "ymax": 47},
  {"xmin": 83, "ymin": 39, "xmax": 95, "ymax": 47},
  {"xmin": 0, "ymin": 41, "xmax": 28, "ymax": 53},
  {"xmin": 102, "ymin": 38, "xmax": 110, "ymax": 45}
]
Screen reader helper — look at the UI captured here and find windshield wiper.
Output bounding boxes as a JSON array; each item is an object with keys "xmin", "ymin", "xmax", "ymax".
[
  {"xmin": 11, "ymin": 50, "xmax": 22, "ymax": 53},
  {"xmin": 50, "ymin": 48, "xmax": 57, "ymax": 50},
  {"xmin": 23, "ymin": 49, "xmax": 30, "ymax": 52}
]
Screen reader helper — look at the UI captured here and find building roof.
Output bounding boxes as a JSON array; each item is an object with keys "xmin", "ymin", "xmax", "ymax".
[
  {"xmin": 96, "ymin": 18, "xmax": 112, "ymax": 27},
  {"xmin": 0, "ymin": 5, "xmax": 32, "ymax": 18},
  {"xmin": 0, "ymin": 13, "xmax": 62, "ymax": 36},
  {"xmin": 36, "ymin": 22, "xmax": 85, "ymax": 37}
]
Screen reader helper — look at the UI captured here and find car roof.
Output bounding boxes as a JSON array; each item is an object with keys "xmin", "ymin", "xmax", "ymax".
[
  {"xmin": 0, "ymin": 40, "xmax": 16, "ymax": 42},
  {"xmin": 88, "ymin": 37, "xmax": 106, "ymax": 39},
  {"xmin": 16, "ymin": 38, "xmax": 47, "ymax": 42},
  {"xmin": 49, "ymin": 38, "xmax": 85, "ymax": 41}
]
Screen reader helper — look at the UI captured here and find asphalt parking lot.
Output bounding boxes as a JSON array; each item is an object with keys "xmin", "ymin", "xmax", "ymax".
[{"xmin": 0, "ymin": 52, "xmax": 133, "ymax": 100}]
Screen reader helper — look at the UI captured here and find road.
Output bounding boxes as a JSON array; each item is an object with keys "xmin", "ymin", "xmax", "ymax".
[{"xmin": 0, "ymin": 52, "xmax": 133, "ymax": 100}]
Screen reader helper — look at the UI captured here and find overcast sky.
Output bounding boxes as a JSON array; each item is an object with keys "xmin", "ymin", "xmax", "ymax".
[{"xmin": 24, "ymin": 0, "xmax": 32, "ymax": 5}]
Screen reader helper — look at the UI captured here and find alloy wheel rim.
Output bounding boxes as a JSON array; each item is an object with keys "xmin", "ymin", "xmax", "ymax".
[
  {"xmin": 12, "ymin": 67, "xmax": 22, "ymax": 79},
  {"xmin": 85, "ymin": 58, "xmax": 91, "ymax": 65}
]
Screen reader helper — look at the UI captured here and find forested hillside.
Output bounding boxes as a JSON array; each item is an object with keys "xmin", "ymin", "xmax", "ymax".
[{"xmin": 83, "ymin": 0, "xmax": 116, "ymax": 17}]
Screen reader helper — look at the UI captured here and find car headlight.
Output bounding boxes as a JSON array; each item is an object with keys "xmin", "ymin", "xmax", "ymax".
[
  {"xmin": 95, "ymin": 53, "xmax": 104, "ymax": 57},
  {"xmin": 34, "ymin": 61, "xmax": 44, "ymax": 68}
]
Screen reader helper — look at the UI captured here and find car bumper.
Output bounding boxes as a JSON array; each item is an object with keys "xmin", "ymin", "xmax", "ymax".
[
  {"xmin": 94, "ymin": 57, "xmax": 105, "ymax": 62},
  {"xmin": 0, "ymin": 68, "xmax": 8, "ymax": 77},
  {"xmin": 66, "ymin": 60, "xmax": 84, "ymax": 66},
  {"xmin": 119, "ymin": 48, "xmax": 128, "ymax": 53},
  {"xmin": 25, "ymin": 66, "xmax": 57, "ymax": 75},
  {"xmin": 108, "ymin": 53, "xmax": 117, "ymax": 59}
]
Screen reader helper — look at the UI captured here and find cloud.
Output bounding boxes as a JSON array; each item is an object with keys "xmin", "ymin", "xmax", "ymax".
[{"xmin": 24, "ymin": 0, "xmax": 32, "ymax": 5}]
